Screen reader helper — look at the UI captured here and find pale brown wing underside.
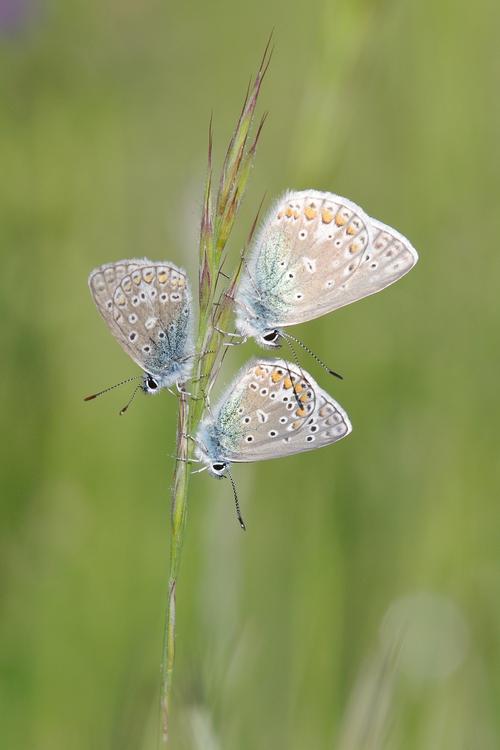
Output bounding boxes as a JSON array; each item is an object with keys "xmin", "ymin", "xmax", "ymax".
[
  {"xmin": 237, "ymin": 190, "xmax": 418, "ymax": 329},
  {"xmin": 88, "ymin": 258, "xmax": 191, "ymax": 373},
  {"xmin": 215, "ymin": 359, "xmax": 351, "ymax": 463}
]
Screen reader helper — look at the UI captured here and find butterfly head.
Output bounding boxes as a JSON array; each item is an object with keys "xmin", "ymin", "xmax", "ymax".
[
  {"xmin": 235, "ymin": 311, "xmax": 283, "ymax": 349},
  {"xmin": 141, "ymin": 355, "xmax": 194, "ymax": 395},
  {"xmin": 195, "ymin": 421, "xmax": 230, "ymax": 478}
]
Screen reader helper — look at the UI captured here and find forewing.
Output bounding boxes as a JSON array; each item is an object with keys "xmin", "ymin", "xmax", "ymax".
[
  {"xmin": 88, "ymin": 259, "xmax": 192, "ymax": 374},
  {"xmin": 214, "ymin": 359, "xmax": 350, "ymax": 463},
  {"xmin": 237, "ymin": 190, "xmax": 372, "ymax": 328}
]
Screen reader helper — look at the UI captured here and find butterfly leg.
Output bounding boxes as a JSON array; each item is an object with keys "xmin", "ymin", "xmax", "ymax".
[
  {"xmin": 214, "ymin": 326, "xmax": 247, "ymax": 347},
  {"xmin": 179, "ymin": 384, "xmax": 213, "ymax": 418},
  {"xmin": 180, "ymin": 432, "xmax": 201, "ymax": 446},
  {"xmin": 214, "ymin": 328, "xmax": 242, "ymax": 337},
  {"xmin": 180, "ymin": 350, "xmax": 215, "ymax": 364},
  {"xmin": 175, "ymin": 381, "xmax": 205, "ymax": 400},
  {"xmin": 223, "ymin": 292, "xmax": 255, "ymax": 320},
  {"xmin": 188, "ymin": 372, "xmax": 210, "ymax": 385},
  {"xmin": 169, "ymin": 454, "xmax": 201, "ymax": 464},
  {"xmin": 181, "ymin": 431, "xmax": 211, "ymax": 459},
  {"xmin": 197, "ymin": 388, "xmax": 215, "ymax": 420}
]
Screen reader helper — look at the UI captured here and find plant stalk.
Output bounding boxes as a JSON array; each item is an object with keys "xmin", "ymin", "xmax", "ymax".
[
  {"xmin": 158, "ymin": 36, "xmax": 271, "ymax": 743},
  {"xmin": 160, "ymin": 390, "xmax": 189, "ymax": 745}
]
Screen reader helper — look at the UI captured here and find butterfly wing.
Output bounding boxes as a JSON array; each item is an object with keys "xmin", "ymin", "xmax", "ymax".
[
  {"xmin": 209, "ymin": 359, "xmax": 351, "ymax": 463},
  {"xmin": 324, "ymin": 217, "xmax": 418, "ymax": 309},
  {"xmin": 236, "ymin": 191, "xmax": 418, "ymax": 331},
  {"xmin": 88, "ymin": 259, "xmax": 193, "ymax": 376},
  {"xmin": 236, "ymin": 190, "xmax": 372, "ymax": 331}
]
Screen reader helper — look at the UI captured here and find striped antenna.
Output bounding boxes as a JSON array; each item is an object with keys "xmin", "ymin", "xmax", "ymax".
[
  {"xmin": 226, "ymin": 467, "xmax": 246, "ymax": 530},
  {"xmin": 280, "ymin": 331, "xmax": 343, "ymax": 380},
  {"xmin": 84, "ymin": 375, "xmax": 141, "ymax": 402}
]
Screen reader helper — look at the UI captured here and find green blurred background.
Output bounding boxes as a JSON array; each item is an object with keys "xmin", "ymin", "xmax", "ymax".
[{"xmin": 1, "ymin": 1, "xmax": 499, "ymax": 748}]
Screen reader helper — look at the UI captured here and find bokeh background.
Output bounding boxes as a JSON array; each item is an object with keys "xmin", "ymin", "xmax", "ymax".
[{"xmin": 1, "ymin": 1, "xmax": 499, "ymax": 748}]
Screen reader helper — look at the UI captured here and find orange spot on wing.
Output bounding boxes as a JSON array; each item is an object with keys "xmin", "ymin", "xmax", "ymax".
[
  {"xmin": 271, "ymin": 371, "xmax": 283, "ymax": 383},
  {"xmin": 322, "ymin": 209, "xmax": 334, "ymax": 224},
  {"xmin": 346, "ymin": 224, "xmax": 357, "ymax": 236},
  {"xmin": 304, "ymin": 206, "xmax": 317, "ymax": 220},
  {"xmin": 335, "ymin": 213, "xmax": 347, "ymax": 226},
  {"xmin": 286, "ymin": 207, "xmax": 294, "ymax": 218},
  {"xmin": 295, "ymin": 407, "xmax": 306, "ymax": 417},
  {"xmin": 283, "ymin": 376, "xmax": 293, "ymax": 389}
]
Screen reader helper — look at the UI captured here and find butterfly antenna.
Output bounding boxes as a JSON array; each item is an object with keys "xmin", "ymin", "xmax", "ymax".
[
  {"xmin": 119, "ymin": 384, "xmax": 142, "ymax": 416},
  {"xmin": 84, "ymin": 375, "xmax": 141, "ymax": 402},
  {"xmin": 281, "ymin": 331, "xmax": 343, "ymax": 380},
  {"xmin": 226, "ymin": 467, "xmax": 246, "ymax": 531}
]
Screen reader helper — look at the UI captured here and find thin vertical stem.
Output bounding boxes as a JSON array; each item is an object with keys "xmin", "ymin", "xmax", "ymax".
[
  {"xmin": 158, "ymin": 37, "xmax": 270, "ymax": 744},
  {"xmin": 160, "ymin": 389, "xmax": 190, "ymax": 745}
]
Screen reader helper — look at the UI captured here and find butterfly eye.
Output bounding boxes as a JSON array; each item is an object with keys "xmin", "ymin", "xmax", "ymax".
[
  {"xmin": 262, "ymin": 330, "xmax": 281, "ymax": 347},
  {"xmin": 212, "ymin": 462, "xmax": 226, "ymax": 475},
  {"xmin": 263, "ymin": 331, "xmax": 278, "ymax": 342},
  {"xmin": 146, "ymin": 376, "xmax": 158, "ymax": 390}
]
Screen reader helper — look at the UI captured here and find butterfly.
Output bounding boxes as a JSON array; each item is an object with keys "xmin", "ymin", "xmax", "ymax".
[
  {"xmin": 234, "ymin": 189, "xmax": 418, "ymax": 349},
  {"xmin": 87, "ymin": 259, "xmax": 194, "ymax": 407},
  {"xmin": 195, "ymin": 358, "xmax": 351, "ymax": 528}
]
